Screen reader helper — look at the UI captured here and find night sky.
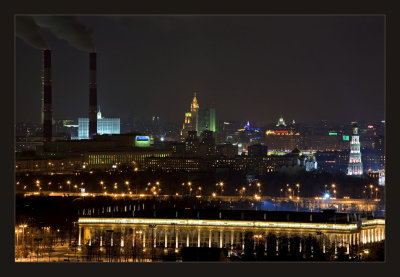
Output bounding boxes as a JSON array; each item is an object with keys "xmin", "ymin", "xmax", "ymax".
[{"xmin": 16, "ymin": 16, "xmax": 384, "ymax": 126}]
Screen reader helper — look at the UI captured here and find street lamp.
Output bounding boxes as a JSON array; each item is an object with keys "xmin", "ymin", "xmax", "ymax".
[
  {"xmin": 241, "ymin": 187, "xmax": 246, "ymax": 198},
  {"xmin": 219, "ymin": 182, "xmax": 224, "ymax": 195}
]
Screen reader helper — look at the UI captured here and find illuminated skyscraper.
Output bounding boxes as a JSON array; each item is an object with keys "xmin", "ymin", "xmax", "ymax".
[
  {"xmin": 181, "ymin": 92, "xmax": 199, "ymax": 139},
  {"xmin": 196, "ymin": 107, "xmax": 216, "ymax": 135},
  {"xmin": 347, "ymin": 124, "xmax": 363, "ymax": 176}
]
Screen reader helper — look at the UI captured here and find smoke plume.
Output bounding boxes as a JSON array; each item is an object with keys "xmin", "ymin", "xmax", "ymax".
[
  {"xmin": 33, "ymin": 16, "xmax": 95, "ymax": 53},
  {"xmin": 16, "ymin": 16, "xmax": 48, "ymax": 49}
]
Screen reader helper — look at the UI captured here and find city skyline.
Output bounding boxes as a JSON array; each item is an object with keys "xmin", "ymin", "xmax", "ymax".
[{"xmin": 16, "ymin": 15, "xmax": 384, "ymax": 125}]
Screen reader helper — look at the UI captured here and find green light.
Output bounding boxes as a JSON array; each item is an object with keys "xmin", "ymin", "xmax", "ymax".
[
  {"xmin": 343, "ymin": 135, "xmax": 349, "ymax": 141},
  {"xmin": 135, "ymin": 136, "xmax": 151, "ymax": 147},
  {"xmin": 329, "ymin": 132, "xmax": 337, "ymax": 136}
]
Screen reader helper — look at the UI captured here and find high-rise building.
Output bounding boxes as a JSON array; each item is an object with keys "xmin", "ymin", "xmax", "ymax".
[
  {"xmin": 181, "ymin": 92, "xmax": 199, "ymax": 139},
  {"xmin": 74, "ymin": 107, "xmax": 120, "ymax": 140},
  {"xmin": 196, "ymin": 107, "xmax": 216, "ymax": 135},
  {"xmin": 185, "ymin": 130, "xmax": 200, "ymax": 156},
  {"xmin": 347, "ymin": 124, "xmax": 363, "ymax": 176},
  {"xmin": 373, "ymin": 135, "xmax": 385, "ymax": 170},
  {"xmin": 265, "ymin": 116, "xmax": 300, "ymax": 151},
  {"xmin": 248, "ymin": 144, "xmax": 268, "ymax": 158}
]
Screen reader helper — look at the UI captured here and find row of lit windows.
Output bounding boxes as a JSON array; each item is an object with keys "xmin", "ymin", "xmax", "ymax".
[{"xmin": 89, "ymin": 153, "xmax": 169, "ymax": 165}]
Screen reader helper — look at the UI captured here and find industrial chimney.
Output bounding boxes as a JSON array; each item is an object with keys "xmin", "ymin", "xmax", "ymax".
[
  {"xmin": 89, "ymin": 52, "xmax": 97, "ymax": 139},
  {"xmin": 42, "ymin": 49, "xmax": 52, "ymax": 142}
]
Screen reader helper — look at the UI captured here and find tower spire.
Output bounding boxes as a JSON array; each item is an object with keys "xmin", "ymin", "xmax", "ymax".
[{"xmin": 347, "ymin": 123, "xmax": 363, "ymax": 176}]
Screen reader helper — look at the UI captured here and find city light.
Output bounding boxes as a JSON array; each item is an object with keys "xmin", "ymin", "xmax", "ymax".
[{"xmin": 13, "ymin": 19, "xmax": 386, "ymax": 263}]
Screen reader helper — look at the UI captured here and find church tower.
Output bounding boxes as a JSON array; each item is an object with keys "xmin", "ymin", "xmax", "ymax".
[{"xmin": 347, "ymin": 124, "xmax": 363, "ymax": 176}]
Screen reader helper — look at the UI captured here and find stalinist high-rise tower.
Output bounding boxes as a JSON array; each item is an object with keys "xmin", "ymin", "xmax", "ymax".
[
  {"xmin": 181, "ymin": 92, "xmax": 199, "ymax": 139},
  {"xmin": 347, "ymin": 124, "xmax": 363, "ymax": 176}
]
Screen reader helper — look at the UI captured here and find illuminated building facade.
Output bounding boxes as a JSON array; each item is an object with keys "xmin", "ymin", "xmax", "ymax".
[
  {"xmin": 196, "ymin": 107, "xmax": 216, "ymax": 135},
  {"xmin": 15, "ymin": 134, "xmax": 171, "ymax": 173},
  {"xmin": 145, "ymin": 157, "xmax": 208, "ymax": 172},
  {"xmin": 373, "ymin": 135, "xmax": 385, "ymax": 170},
  {"xmin": 347, "ymin": 125, "xmax": 363, "ymax": 176},
  {"xmin": 185, "ymin": 131, "xmax": 200, "ymax": 156},
  {"xmin": 77, "ymin": 212, "xmax": 385, "ymax": 256},
  {"xmin": 315, "ymin": 150, "xmax": 349, "ymax": 173},
  {"xmin": 234, "ymin": 121, "xmax": 262, "ymax": 155},
  {"xmin": 265, "ymin": 117, "xmax": 300, "ymax": 151},
  {"xmin": 264, "ymin": 116, "xmax": 300, "ymax": 151},
  {"xmin": 215, "ymin": 143, "xmax": 238, "ymax": 158},
  {"xmin": 75, "ymin": 107, "xmax": 120, "ymax": 140},
  {"xmin": 86, "ymin": 150, "xmax": 170, "ymax": 170},
  {"xmin": 198, "ymin": 130, "xmax": 216, "ymax": 156},
  {"xmin": 181, "ymin": 92, "xmax": 199, "ymax": 139},
  {"xmin": 299, "ymin": 135, "xmax": 348, "ymax": 152}
]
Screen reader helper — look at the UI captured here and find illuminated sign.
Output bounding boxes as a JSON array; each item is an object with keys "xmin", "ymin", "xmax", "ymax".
[
  {"xmin": 136, "ymin": 136, "xmax": 149, "ymax": 141},
  {"xmin": 329, "ymin": 132, "xmax": 337, "ymax": 136},
  {"xmin": 368, "ymin": 125, "xmax": 374, "ymax": 129},
  {"xmin": 275, "ymin": 130, "xmax": 288, "ymax": 133},
  {"xmin": 343, "ymin": 136, "xmax": 349, "ymax": 141},
  {"xmin": 135, "ymin": 136, "xmax": 151, "ymax": 147}
]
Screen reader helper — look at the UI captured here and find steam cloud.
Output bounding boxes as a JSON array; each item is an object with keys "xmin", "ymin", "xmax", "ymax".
[
  {"xmin": 33, "ymin": 16, "xmax": 95, "ymax": 53},
  {"xmin": 16, "ymin": 16, "xmax": 48, "ymax": 50}
]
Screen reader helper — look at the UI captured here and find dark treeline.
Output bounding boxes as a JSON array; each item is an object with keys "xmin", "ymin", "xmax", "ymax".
[
  {"xmin": 16, "ymin": 169, "xmax": 378, "ymax": 199},
  {"xmin": 16, "ymin": 195, "xmax": 256, "ymax": 230}
]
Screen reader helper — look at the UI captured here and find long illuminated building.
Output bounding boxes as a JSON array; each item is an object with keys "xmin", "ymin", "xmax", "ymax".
[{"xmin": 77, "ymin": 211, "xmax": 385, "ymax": 251}]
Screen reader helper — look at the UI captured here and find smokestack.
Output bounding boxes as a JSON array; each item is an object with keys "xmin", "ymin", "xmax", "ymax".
[
  {"xmin": 89, "ymin": 52, "xmax": 97, "ymax": 139},
  {"xmin": 42, "ymin": 49, "xmax": 52, "ymax": 142}
]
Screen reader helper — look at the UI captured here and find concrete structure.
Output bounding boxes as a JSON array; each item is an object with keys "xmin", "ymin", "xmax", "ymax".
[
  {"xmin": 77, "ymin": 210, "xmax": 385, "ymax": 256},
  {"xmin": 42, "ymin": 49, "xmax": 53, "ymax": 142}
]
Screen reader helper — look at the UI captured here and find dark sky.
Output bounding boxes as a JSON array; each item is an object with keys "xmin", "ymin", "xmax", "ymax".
[{"xmin": 16, "ymin": 16, "xmax": 384, "ymax": 126}]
